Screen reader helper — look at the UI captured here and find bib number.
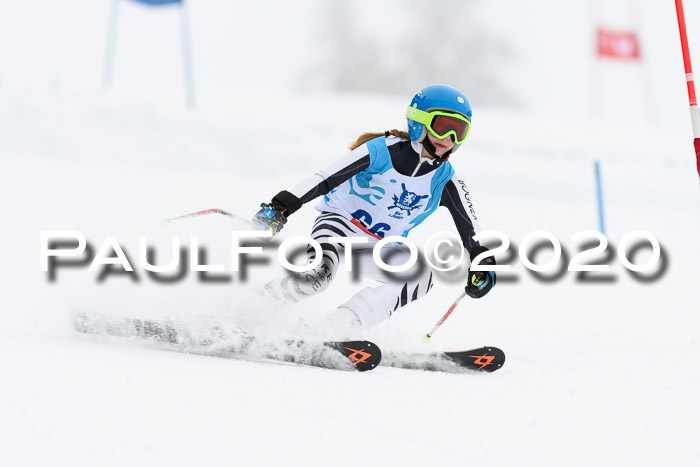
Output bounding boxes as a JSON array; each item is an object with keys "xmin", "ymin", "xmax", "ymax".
[{"xmin": 352, "ymin": 209, "xmax": 391, "ymax": 238}]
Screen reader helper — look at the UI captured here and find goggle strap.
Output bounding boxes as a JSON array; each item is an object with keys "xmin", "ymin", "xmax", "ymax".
[{"xmin": 406, "ymin": 106, "xmax": 431, "ymax": 124}]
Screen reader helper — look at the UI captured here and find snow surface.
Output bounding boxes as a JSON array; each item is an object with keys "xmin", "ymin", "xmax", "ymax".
[{"xmin": 2, "ymin": 1, "xmax": 700, "ymax": 466}]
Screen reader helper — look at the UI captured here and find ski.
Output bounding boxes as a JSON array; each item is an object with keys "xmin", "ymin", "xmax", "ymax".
[
  {"xmin": 72, "ymin": 311, "xmax": 381, "ymax": 372},
  {"xmin": 381, "ymin": 346, "xmax": 505, "ymax": 373}
]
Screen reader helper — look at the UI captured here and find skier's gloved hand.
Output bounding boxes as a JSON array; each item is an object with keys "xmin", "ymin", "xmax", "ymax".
[
  {"xmin": 465, "ymin": 245, "xmax": 496, "ymax": 299},
  {"xmin": 252, "ymin": 203, "xmax": 287, "ymax": 236}
]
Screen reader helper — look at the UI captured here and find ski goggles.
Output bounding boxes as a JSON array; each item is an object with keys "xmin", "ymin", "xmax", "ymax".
[{"xmin": 406, "ymin": 106, "xmax": 471, "ymax": 144}]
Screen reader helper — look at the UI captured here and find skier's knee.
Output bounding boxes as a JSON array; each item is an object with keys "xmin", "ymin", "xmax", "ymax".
[
  {"xmin": 407, "ymin": 269, "xmax": 434, "ymax": 303},
  {"xmin": 299, "ymin": 257, "xmax": 336, "ymax": 294},
  {"xmin": 260, "ymin": 256, "xmax": 338, "ymax": 303}
]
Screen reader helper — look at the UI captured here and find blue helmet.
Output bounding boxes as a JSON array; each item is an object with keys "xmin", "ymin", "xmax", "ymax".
[{"xmin": 406, "ymin": 84, "xmax": 472, "ymax": 153}]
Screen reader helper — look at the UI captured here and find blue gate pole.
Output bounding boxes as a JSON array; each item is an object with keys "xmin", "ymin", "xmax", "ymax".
[
  {"xmin": 180, "ymin": 0, "xmax": 196, "ymax": 109},
  {"xmin": 594, "ymin": 159, "xmax": 606, "ymax": 235},
  {"xmin": 103, "ymin": 0, "xmax": 120, "ymax": 89}
]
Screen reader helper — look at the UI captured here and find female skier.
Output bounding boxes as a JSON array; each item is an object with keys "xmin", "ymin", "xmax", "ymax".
[{"xmin": 252, "ymin": 84, "xmax": 496, "ymax": 336}]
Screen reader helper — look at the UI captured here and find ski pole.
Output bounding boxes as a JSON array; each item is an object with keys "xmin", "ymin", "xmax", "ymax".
[
  {"xmin": 423, "ymin": 291, "xmax": 467, "ymax": 343},
  {"xmin": 163, "ymin": 208, "xmax": 255, "ymax": 227}
]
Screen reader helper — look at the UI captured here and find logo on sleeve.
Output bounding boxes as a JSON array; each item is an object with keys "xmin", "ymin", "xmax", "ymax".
[{"xmin": 458, "ymin": 179, "xmax": 478, "ymax": 220}]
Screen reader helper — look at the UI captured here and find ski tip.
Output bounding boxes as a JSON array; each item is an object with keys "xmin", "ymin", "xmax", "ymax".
[
  {"xmin": 329, "ymin": 340, "xmax": 382, "ymax": 372},
  {"xmin": 444, "ymin": 346, "xmax": 506, "ymax": 373},
  {"xmin": 483, "ymin": 346, "xmax": 505, "ymax": 372}
]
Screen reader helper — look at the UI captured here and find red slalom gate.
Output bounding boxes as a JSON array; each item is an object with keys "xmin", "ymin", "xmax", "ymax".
[{"xmin": 675, "ymin": 0, "xmax": 700, "ymax": 180}]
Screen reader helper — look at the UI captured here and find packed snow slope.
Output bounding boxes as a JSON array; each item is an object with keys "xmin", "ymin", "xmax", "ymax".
[
  {"xmin": 2, "ymin": 86, "xmax": 699, "ymax": 467},
  {"xmin": 2, "ymin": 1, "xmax": 700, "ymax": 466}
]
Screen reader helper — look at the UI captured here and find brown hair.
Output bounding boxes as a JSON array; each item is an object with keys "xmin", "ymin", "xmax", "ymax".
[{"xmin": 348, "ymin": 129, "xmax": 409, "ymax": 150}]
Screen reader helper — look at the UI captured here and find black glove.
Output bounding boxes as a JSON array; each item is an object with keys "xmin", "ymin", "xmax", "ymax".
[
  {"xmin": 465, "ymin": 245, "xmax": 496, "ymax": 299},
  {"xmin": 252, "ymin": 203, "xmax": 287, "ymax": 236},
  {"xmin": 251, "ymin": 190, "xmax": 302, "ymax": 236}
]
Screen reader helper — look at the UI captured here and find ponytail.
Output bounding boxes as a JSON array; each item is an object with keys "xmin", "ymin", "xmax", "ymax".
[{"xmin": 348, "ymin": 129, "xmax": 410, "ymax": 150}]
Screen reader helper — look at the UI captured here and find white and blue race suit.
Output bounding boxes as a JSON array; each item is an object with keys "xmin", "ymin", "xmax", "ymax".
[
  {"xmin": 317, "ymin": 136, "xmax": 455, "ymax": 239},
  {"xmin": 261, "ymin": 134, "xmax": 484, "ymax": 332}
]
